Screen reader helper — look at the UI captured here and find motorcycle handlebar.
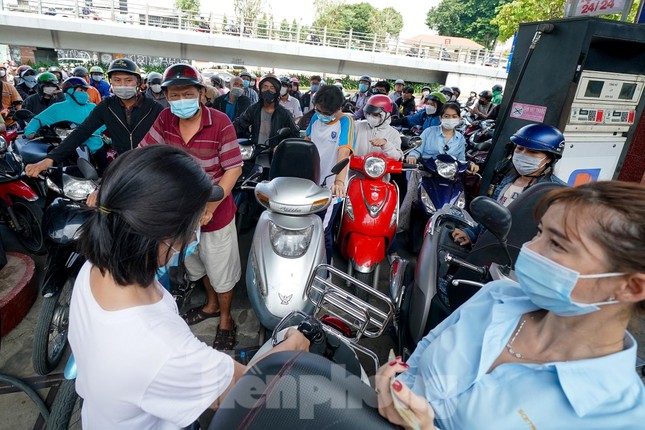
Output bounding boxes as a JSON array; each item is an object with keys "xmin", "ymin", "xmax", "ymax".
[{"xmin": 442, "ymin": 251, "xmax": 487, "ymax": 277}]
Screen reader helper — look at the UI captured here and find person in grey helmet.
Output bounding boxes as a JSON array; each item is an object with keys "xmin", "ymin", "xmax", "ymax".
[{"xmin": 145, "ymin": 71, "xmax": 168, "ymax": 108}]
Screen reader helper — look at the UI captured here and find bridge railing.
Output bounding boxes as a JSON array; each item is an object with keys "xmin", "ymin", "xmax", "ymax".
[{"xmin": 1, "ymin": 0, "xmax": 508, "ymax": 67}]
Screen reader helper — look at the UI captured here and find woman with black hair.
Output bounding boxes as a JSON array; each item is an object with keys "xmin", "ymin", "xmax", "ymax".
[{"xmin": 68, "ymin": 145, "xmax": 309, "ymax": 429}]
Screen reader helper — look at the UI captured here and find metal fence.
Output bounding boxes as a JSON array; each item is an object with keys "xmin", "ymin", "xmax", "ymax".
[{"xmin": 1, "ymin": 0, "xmax": 508, "ymax": 67}]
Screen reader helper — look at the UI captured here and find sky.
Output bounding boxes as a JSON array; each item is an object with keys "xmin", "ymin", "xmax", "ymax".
[{"xmin": 199, "ymin": 0, "xmax": 441, "ymax": 39}]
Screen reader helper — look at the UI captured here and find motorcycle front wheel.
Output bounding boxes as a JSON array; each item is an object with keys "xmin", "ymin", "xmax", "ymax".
[
  {"xmin": 32, "ymin": 276, "xmax": 74, "ymax": 375},
  {"xmin": 11, "ymin": 197, "xmax": 45, "ymax": 254},
  {"xmin": 48, "ymin": 379, "xmax": 83, "ymax": 430}
]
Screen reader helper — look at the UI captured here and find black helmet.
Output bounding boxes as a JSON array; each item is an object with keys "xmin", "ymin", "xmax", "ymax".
[
  {"xmin": 451, "ymin": 86, "xmax": 461, "ymax": 95},
  {"xmin": 161, "ymin": 64, "xmax": 203, "ymax": 88},
  {"xmin": 510, "ymin": 124, "xmax": 565, "ymax": 160},
  {"xmin": 62, "ymin": 77, "xmax": 90, "ymax": 94},
  {"xmin": 279, "ymin": 76, "xmax": 291, "ymax": 86},
  {"xmin": 239, "ymin": 71, "xmax": 253, "ymax": 79},
  {"xmin": 492, "ymin": 84, "xmax": 503, "ymax": 92},
  {"xmin": 147, "ymin": 72, "xmax": 163, "ymax": 85},
  {"xmin": 72, "ymin": 66, "xmax": 89, "ymax": 77},
  {"xmin": 210, "ymin": 76, "xmax": 224, "ymax": 88},
  {"xmin": 359, "ymin": 75, "xmax": 371, "ymax": 83},
  {"xmin": 107, "ymin": 58, "xmax": 141, "ymax": 79},
  {"xmin": 479, "ymin": 90, "xmax": 493, "ymax": 100}
]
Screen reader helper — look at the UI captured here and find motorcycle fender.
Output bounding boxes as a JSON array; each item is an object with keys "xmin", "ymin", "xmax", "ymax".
[
  {"xmin": 389, "ymin": 257, "xmax": 409, "ymax": 310},
  {"xmin": 346, "ymin": 234, "xmax": 386, "ymax": 271},
  {"xmin": 0, "ymin": 181, "xmax": 39, "ymax": 203}
]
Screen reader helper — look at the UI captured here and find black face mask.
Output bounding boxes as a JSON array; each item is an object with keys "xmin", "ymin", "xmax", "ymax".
[{"xmin": 261, "ymin": 90, "xmax": 278, "ymax": 104}]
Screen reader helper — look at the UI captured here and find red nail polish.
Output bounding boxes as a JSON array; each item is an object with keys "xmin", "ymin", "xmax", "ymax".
[
  {"xmin": 389, "ymin": 360, "xmax": 398, "ymax": 366},
  {"xmin": 401, "ymin": 363, "xmax": 410, "ymax": 369},
  {"xmin": 392, "ymin": 380, "xmax": 402, "ymax": 392},
  {"xmin": 395, "ymin": 356, "xmax": 402, "ymax": 361}
]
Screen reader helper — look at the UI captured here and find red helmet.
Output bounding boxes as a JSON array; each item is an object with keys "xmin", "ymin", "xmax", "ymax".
[
  {"xmin": 161, "ymin": 64, "xmax": 203, "ymax": 88},
  {"xmin": 364, "ymin": 94, "xmax": 393, "ymax": 115}
]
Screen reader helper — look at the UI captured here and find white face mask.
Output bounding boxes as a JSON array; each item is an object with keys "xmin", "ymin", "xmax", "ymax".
[
  {"xmin": 366, "ymin": 115, "xmax": 382, "ymax": 128},
  {"xmin": 0, "ymin": 70, "xmax": 6, "ymax": 78},
  {"xmin": 92, "ymin": 74, "xmax": 103, "ymax": 82},
  {"xmin": 441, "ymin": 118, "xmax": 460, "ymax": 130},
  {"xmin": 425, "ymin": 105, "xmax": 437, "ymax": 115},
  {"xmin": 112, "ymin": 85, "xmax": 137, "ymax": 100},
  {"xmin": 280, "ymin": 87, "xmax": 288, "ymax": 96},
  {"xmin": 422, "ymin": 90, "xmax": 430, "ymax": 96},
  {"xmin": 150, "ymin": 84, "xmax": 162, "ymax": 94},
  {"xmin": 512, "ymin": 151, "xmax": 547, "ymax": 176},
  {"xmin": 43, "ymin": 86, "xmax": 57, "ymax": 96}
]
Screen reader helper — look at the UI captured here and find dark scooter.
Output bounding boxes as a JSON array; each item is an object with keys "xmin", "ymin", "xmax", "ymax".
[{"xmin": 390, "ymin": 182, "xmax": 564, "ymax": 358}]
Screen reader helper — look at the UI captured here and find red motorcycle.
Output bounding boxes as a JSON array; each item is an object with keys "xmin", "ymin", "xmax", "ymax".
[
  {"xmin": 0, "ymin": 133, "xmax": 45, "ymax": 254},
  {"xmin": 337, "ymin": 152, "xmax": 414, "ymax": 289}
]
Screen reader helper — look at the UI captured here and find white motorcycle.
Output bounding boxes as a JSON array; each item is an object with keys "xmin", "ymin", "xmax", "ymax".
[{"xmin": 246, "ymin": 138, "xmax": 349, "ymax": 341}]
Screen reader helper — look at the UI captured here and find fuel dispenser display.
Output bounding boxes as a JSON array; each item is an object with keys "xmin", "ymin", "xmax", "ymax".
[
  {"xmin": 557, "ymin": 71, "xmax": 645, "ymax": 184},
  {"xmin": 482, "ymin": 17, "xmax": 645, "ymax": 189}
]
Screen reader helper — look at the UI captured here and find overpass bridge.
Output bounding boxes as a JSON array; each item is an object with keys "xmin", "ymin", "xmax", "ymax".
[{"xmin": 0, "ymin": 1, "xmax": 508, "ymax": 88}]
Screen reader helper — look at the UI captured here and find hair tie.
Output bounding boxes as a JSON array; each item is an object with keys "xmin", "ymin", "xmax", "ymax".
[{"xmin": 97, "ymin": 205, "xmax": 112, "ymax": 215}]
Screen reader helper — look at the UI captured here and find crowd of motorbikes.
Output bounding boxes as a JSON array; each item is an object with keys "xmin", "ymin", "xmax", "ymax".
[{"xmin": 1, "ymin": 95, "xmax": 558, "ymax": 430}]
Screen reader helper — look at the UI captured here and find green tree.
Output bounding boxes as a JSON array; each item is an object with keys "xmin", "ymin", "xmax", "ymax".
[
  {"xmin": 313, "ymin": 2, "xmax": 403, "ymax": 43},
  {"xmin": 279, "ymin": 19, "xmax": 290, "ymax": 41},
  {"xmin": 493, "ymin": 0, "xmax": 642, "ymax": 41},
  {"xmin": 175, "ymin": 0, "xmax": 200, "ymax": 29},
  {"xmin": 426, "ymin": 0, "xmax": 511, "ymax": 49},
  {"xmin": 233, "ymin": 0, "xmax": 264, "ymax": 33},
  {"xmin": 257, "ymin": 13, "xmax": 269, "ymax": 38}
]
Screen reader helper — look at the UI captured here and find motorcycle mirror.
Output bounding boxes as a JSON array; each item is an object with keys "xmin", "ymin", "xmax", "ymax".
[
  {"xmin": 76, "ymin": 158, "xmax": 99, "ymax": 181},
  {"xmin": 209, "ymin": 185, "xmax": 225, "ymax": 202},
  {"xmin": 13, "ymin": 109, "xmax": 34, "ymax": 121},
  {"xmin": 331, "ymin": 157, "xmax": 350, "ymax": 175},
  {"xmin": 276, "ymin": 127, "xmax": 291, "ymax": 138},
  {"xmin": 469, "ymin": 196, "xmax": 511, "ymax": 243}
]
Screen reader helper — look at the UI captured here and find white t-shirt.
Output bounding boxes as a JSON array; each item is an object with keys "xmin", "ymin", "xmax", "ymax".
[
  {"xmin": 68, "ymin": 261, "xmax": 234, "ymax": 430},
  {"xmin": 279, "ymin": 95, "xmax": 303, "ymax": 120}
]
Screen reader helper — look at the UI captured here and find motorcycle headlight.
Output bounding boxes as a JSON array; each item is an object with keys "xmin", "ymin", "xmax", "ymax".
[
  {"xmin": 63, "ymin": 174, "xmax": 97, "ymax": 201},
  {"xmin": 420, "ymin": 187, "xmax": 436, "ymax": 214},
  {"xmin": 269, "ymin": 222, "xmax": 314, "ymax": 259},
  {"xmin": 435, "ymin": 160, "xmax": 457, "ymax": 180},
  {"xmin": 455, "ymin": 192, "xmax": 466, "ymax": 209},
  {"xmin": 364, "ymin": 156, "xmax": 386, "ymax": 178},
  {"xmin": 344, "ymin": 197, "xmax": 354, "ymax": 221},
  {"xmin": 239, "ymin": 144, "xmax": 255, "ymax": 161}
]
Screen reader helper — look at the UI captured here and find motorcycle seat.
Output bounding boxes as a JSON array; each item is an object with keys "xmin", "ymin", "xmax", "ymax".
[
  {"xmin": 209, "ymin": 351, "xmax": 396, "ymax": 429},
  {"xmin": 269, "ymin": 139, "xmax": 321, "ymax": 184}
]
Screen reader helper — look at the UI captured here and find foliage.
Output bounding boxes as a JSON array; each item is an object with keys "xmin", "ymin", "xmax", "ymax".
[
  {"xmin": 426, "ymin": 0, "xmax": 511, "ymax": 49},
  {"xmin": 313, "ymin": 1, "xmax": 403, "ymax": 43},
  {"xmin": 175, "ymin": 0, "xmax": 200, "ymax": 13},
  {"xmin": 279, "ymin": 19, "xmax": 291, "ymax": 41},
  {"xmin": 233, "ymin": 0, "xmax": 264, "ymax": 30},
  {"xmin": 493, "ymin": 0, "xmax": 642, "ymax": 41}
]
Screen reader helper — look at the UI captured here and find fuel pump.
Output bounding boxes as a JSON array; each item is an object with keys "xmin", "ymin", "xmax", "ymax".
[{"xmin": 482, "ymin": 17, "xmax": 645, "ymax": 189}]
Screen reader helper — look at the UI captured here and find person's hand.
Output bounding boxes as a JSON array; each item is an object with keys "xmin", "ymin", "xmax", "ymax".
[
  {"xmin": 331, "ymin": 181, "xmax": 345, "ymax": 198},
  {"xmin": 200, "ymin": 210, "xmax": 214, "ymax": 226},
  {"xmin": 26, "ymin": 133, "xmax": 36, "ymax": 139},
  {"xmin": 407, "ymin": 156, "xmax": 417, "ymax": 165},
  {"xmin": 282, "ymin": 328, "xmax": 310, "ymax": 352},
  {"xmin": 25, "ymin": 158, "xmax": 54, "ymax": 178},
  {"xmin": 452, "ymin": 228, "xmax": 471, "ymax": 246},
  {"xmin": 376, "ymin": 357, "xmax": 435, "ymax": 430},
  {"xmin": 370, "ymin": 138, "xmax": 387, "ymax": 147},
  {"xmin": 469, "ymin": 162, "xmax": 480, "ymax": 174},
  {"xmin": 86, "ymin": 190, "xmax": 98, "ymax": 207}
]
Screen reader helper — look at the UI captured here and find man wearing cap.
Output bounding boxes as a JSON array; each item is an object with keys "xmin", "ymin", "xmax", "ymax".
[
  {"xmin": 349, "ymin": 75, "xmax": 372, "ymax": 110},
  {"xmin": 139, "ymin": 64, "xmax": 244, "ymax": 351},
  {"xmin": 16, "ymin": 67, "xmax": 38, "ymax": 100},
  {"xmin": 73, "ymin": 66, "xmax": 102, "ymax": 104},
  {"xmin": 89, "ymin": 66, "xmax": 111, "ymax": 98},
  {"xmin": 25, "ymin": 58, "xmax": 164, "ymax": 178},
  {"xmin": 239, "ymin": 71, "xmax": 259, "ymax": 104},
  {"xmin": 390, "ymin": 79, "xmax": 405, "ymax": 103}
]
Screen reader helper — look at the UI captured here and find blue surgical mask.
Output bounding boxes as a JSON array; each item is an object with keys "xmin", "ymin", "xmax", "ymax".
[
  {"xmin": 169, "ymin": 98, "xmax": 200, "ymax": 119},
  {"xmin": 515, "ymin": 244, "xmax": 623, "ymax": 317},
  {"xmin": 317, "ymin": 112, "xmax": 336, "ymax": 123},
  {"xmin": 358, "ymin": 83, "xmax": 368, "ymax": 93},
  {"xmin": 156, "ymin": 229, "xmax": 200, "ymax": 288},
  {"xmin": 242, "ymin": 80, "xmax": 250, "ymax": 88},
  {"xmin": 311, "ymin": 84, "xmax": 320, "ymax": 92}
]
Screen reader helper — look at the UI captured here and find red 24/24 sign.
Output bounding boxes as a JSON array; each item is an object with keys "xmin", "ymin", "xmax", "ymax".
[{"xmin": 573, "ymin": 0, "xmax": 627, "ymax": 16}]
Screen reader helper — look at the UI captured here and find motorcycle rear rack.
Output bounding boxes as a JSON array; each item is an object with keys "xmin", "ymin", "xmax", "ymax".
[
  {"xmin": 305, "ymin": 264, "xmax": 394, "ymax": 342},
  {"xmin": 271, "ymin": 310, "xmax": 382, "ymax": 374}
]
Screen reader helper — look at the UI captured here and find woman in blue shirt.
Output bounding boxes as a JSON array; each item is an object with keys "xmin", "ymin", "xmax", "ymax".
[
  {"xmin": 406, "ymin": 102, "xmax": 466, "ymax": 164},
  {"xmin": 376, "ymin": 180, "xmax": 645, "ymax": 430}
]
